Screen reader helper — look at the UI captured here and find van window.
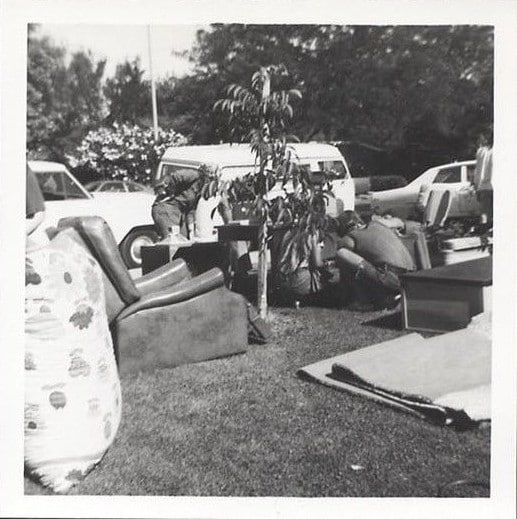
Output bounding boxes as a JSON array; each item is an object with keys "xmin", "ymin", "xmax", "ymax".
[
  {"xmin": 220, "ymin": 165, "xmax": 256, "ymax": 181},
  {"xmin": 158, "ymin": 163, "xmax": 200, "ymax": 184},
  {"xmin": 317, "ymin": 160, "xmax": 347, "ymax": 179}
]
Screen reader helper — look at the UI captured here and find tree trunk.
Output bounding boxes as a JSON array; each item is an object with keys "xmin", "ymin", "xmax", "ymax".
[{"xmin": 257, "ymin": 218, "xmax": 269, "ymax": 320}]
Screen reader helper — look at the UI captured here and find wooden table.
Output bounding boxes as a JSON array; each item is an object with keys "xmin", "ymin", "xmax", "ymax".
[
  {"xmin": 141, "ymin": 240, "xmax": 230, "ymax": 278},
  {"xmin": 216, "ymin": 223, "xmax": 261, "ymax": 248},
  {"xmin": 400, "ymin": 256, "xmax": 492, "ymax": 333}
]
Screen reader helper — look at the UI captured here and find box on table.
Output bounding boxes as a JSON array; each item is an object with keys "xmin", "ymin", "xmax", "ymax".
[
  {"xmin": 440, "ymin": 236, "xmax": 492, "ymax": 265},
  {"xmin": 400, "ymin": 256, "xmax": 492, "ymax": 333}
]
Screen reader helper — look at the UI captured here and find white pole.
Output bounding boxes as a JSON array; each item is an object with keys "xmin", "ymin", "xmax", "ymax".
[{"xmin": 147, "ymin": 25, "xmax": 159, "ymax": 140}]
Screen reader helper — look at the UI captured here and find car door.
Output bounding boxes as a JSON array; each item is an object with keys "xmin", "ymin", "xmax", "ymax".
[
  {"xmin": 417, "ymin": 165, "xmax": 463, "ymax": 212},
  {"xmin": 453, "ymin": 163, "xmax": 481, "ymax": 216}
]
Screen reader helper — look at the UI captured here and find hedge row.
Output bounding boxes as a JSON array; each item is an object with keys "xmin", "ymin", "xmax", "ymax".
[{"xmin": 353, "ymin": 175, "xmax": 408, "ymax": 194}]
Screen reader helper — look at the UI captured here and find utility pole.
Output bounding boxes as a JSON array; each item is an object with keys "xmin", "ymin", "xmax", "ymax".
[{"xmin": 147, "ymin": 25, "xmax": 159, "ymax": 140}]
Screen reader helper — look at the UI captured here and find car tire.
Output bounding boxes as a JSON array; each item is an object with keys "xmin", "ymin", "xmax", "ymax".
[{"xmin": 119, "ymin": 228, "xmax": 159, "ymax": 269}]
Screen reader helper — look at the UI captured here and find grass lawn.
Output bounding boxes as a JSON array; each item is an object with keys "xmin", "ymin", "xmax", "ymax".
[{"xmin": 25, "ymin": 305, "xmax": 490, "ymax": 497}]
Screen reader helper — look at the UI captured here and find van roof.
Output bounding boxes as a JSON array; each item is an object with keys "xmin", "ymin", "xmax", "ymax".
[
  {"xmin": 27, "ymin": 160, "xmax": 68, "ymax": 172},
  {"xmin": 160, "ymin": 142, "xmax": 344, "ymax": 167}
]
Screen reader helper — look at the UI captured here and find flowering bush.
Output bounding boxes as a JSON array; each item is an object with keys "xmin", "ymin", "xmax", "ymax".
[{"xmin": 67, "ymin": 123, "xmax": 187, "ymax": 184}]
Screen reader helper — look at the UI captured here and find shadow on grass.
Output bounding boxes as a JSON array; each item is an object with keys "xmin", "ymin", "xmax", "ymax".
[{"xmin": 361, "ymin": 310, "xmax": 403, "ymax": 331}]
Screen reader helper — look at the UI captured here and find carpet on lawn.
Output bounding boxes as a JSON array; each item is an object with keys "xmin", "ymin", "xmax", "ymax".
[{"xmin": 298, "ymin": 326, "xmax": 491, "ymax": 428}]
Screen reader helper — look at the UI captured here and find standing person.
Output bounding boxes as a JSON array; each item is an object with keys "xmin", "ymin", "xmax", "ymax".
[
  {"xmin": 332, "ymin": 210, "xmax": 416, "ymax": 310},
  {"xmin": 473, "ymin": 146, "xmax": 493, "ymax": 227},
  {"xmin": 151, "ymin": 166, "xmax": 234, "ymax": 241},
  {"xmin": 151, "ymin": 167, "xmax": 203, "ymax": 240}
]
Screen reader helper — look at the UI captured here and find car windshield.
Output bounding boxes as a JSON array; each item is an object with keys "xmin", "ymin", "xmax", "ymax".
[
  {"xmin": 36, "ymin": 171, "xmax": 89, "ymax": 200},
  {"xmin": 433, "ymin": 167, "xmax": 461, "ymax": 183},
  {"xmin": 128, "ymin": 182, "xmax": 146, "ymax": 192},
  {"xmin": 99, "ymin": 182, "xmax": 124, "ymax": 192}
]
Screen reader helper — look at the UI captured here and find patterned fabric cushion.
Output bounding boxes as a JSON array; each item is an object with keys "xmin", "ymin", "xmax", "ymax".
[{"xmin": 25, "ymin": 229, "xmax": 122, "ymax": 493}]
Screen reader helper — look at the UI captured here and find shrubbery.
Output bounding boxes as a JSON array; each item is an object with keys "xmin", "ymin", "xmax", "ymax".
[
  {"xmin": 353, "ymin": 175, "xmax": 408, "ymax": 194},
  {"xmin": 353, "ymin": 177, "xmax": 371, "ymax": 194},
  {"xmin": 67, "ymin": 123, "xmax": 187, "ymax": 185},
  {"xmin": 369, "ymin": 175, "xmax": 408, "ymax": 191}
]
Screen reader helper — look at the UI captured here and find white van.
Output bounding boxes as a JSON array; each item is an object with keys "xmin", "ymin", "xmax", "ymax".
[{"xmin": 154, "ymin": 143, "xmax": 355, "ymax": 239}]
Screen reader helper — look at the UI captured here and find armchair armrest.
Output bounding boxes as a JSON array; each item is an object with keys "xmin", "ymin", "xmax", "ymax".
[
  {"xmin": 134, "ymin": 259, "xmax": 191, "ymax": 296},
  {"xmin": 117, "ymin": 268, "xmax": 225, "ymax": 320}
]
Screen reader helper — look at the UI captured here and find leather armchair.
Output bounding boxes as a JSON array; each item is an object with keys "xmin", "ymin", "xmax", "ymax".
[{"xmin": 57, "ymin": 216, "xmax": 248, "ymax": 374}]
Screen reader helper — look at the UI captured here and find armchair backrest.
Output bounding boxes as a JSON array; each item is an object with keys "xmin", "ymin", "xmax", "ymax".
[
  {"xmin": 57, "ymin": 216, "xmax": 141, "ymax": 322},
  {"xmin": 399, "ymin": 230, "xmax": 432, "ymax": 271}
]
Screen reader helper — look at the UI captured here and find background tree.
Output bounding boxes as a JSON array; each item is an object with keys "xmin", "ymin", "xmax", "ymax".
[
  {"xmin": 155, "ymin": 73, "xmax": 225, "ymax": 143},
  {"xmin": 27, "ymin": 25, "xmax": 106, "ymax": 160},
  {"xmin": 104, "ymin": 58, "xmax": 151, "ymax": 125},
  {"xmin": 169, "ymin": 24, "xmax": 493, "ymax": 179},
  {"xmin": 27, "ymin": 24, "xmax": 493, "ymax": 185}
]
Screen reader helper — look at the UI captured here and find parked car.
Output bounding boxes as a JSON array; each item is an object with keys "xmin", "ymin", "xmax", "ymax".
[
  {"xmin": 154, "ymin": 142, "xmax": 355, "ymax": 239},
  {"xmin": 28, "ymin": 161, "xmax": 158, "ymax": 268},
  {"xmin": 370, "ymin": 160, "xmax": 479, "ymax": 219},
  {"xmin": 85, "ymin": 180, "xmax": 153, "ymax": 195}
]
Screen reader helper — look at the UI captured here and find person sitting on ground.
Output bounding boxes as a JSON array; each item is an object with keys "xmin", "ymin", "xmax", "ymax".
[
  {"xmin": 273, "ymin": 226, "xmax": 346, "ymax": 308},
  {"xmin": 332, "ymin": 210, "xmax": 416, "ymax": 310}
]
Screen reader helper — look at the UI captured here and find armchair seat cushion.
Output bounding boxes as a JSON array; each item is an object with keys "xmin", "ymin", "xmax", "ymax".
[{"xmin": 114, "ymin": 286, "xmax": 248, "ymax": 373}]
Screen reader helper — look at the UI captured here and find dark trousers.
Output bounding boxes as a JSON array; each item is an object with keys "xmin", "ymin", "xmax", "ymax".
[{"xmin": 152, "ymin": 201, "xmax": 197, "ymax": 239}]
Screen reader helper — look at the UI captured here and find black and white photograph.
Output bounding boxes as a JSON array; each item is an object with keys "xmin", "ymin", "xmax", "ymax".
[{"xmin": 1, "ymin": 1, "xmax": 516, "ymax": 518}]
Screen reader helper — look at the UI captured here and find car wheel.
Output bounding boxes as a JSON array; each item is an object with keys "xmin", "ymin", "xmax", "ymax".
[{"xmin": 119, "ymin": 228, "xmax": 159, "ymax": 269}]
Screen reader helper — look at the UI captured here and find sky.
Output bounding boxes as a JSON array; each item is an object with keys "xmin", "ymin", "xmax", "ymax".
[{"xmin": 37, "ymin": 24, "xmax": 205, "ymax": 80}]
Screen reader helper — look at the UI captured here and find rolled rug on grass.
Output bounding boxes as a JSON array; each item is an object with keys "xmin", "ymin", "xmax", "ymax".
[
  {"xmin": 298, "ymin": 328, "xmax": 491, "ymax": 428},
  {"xmin": 25, "ymin": 231, "xmax": 122, "ymax": 493}
]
